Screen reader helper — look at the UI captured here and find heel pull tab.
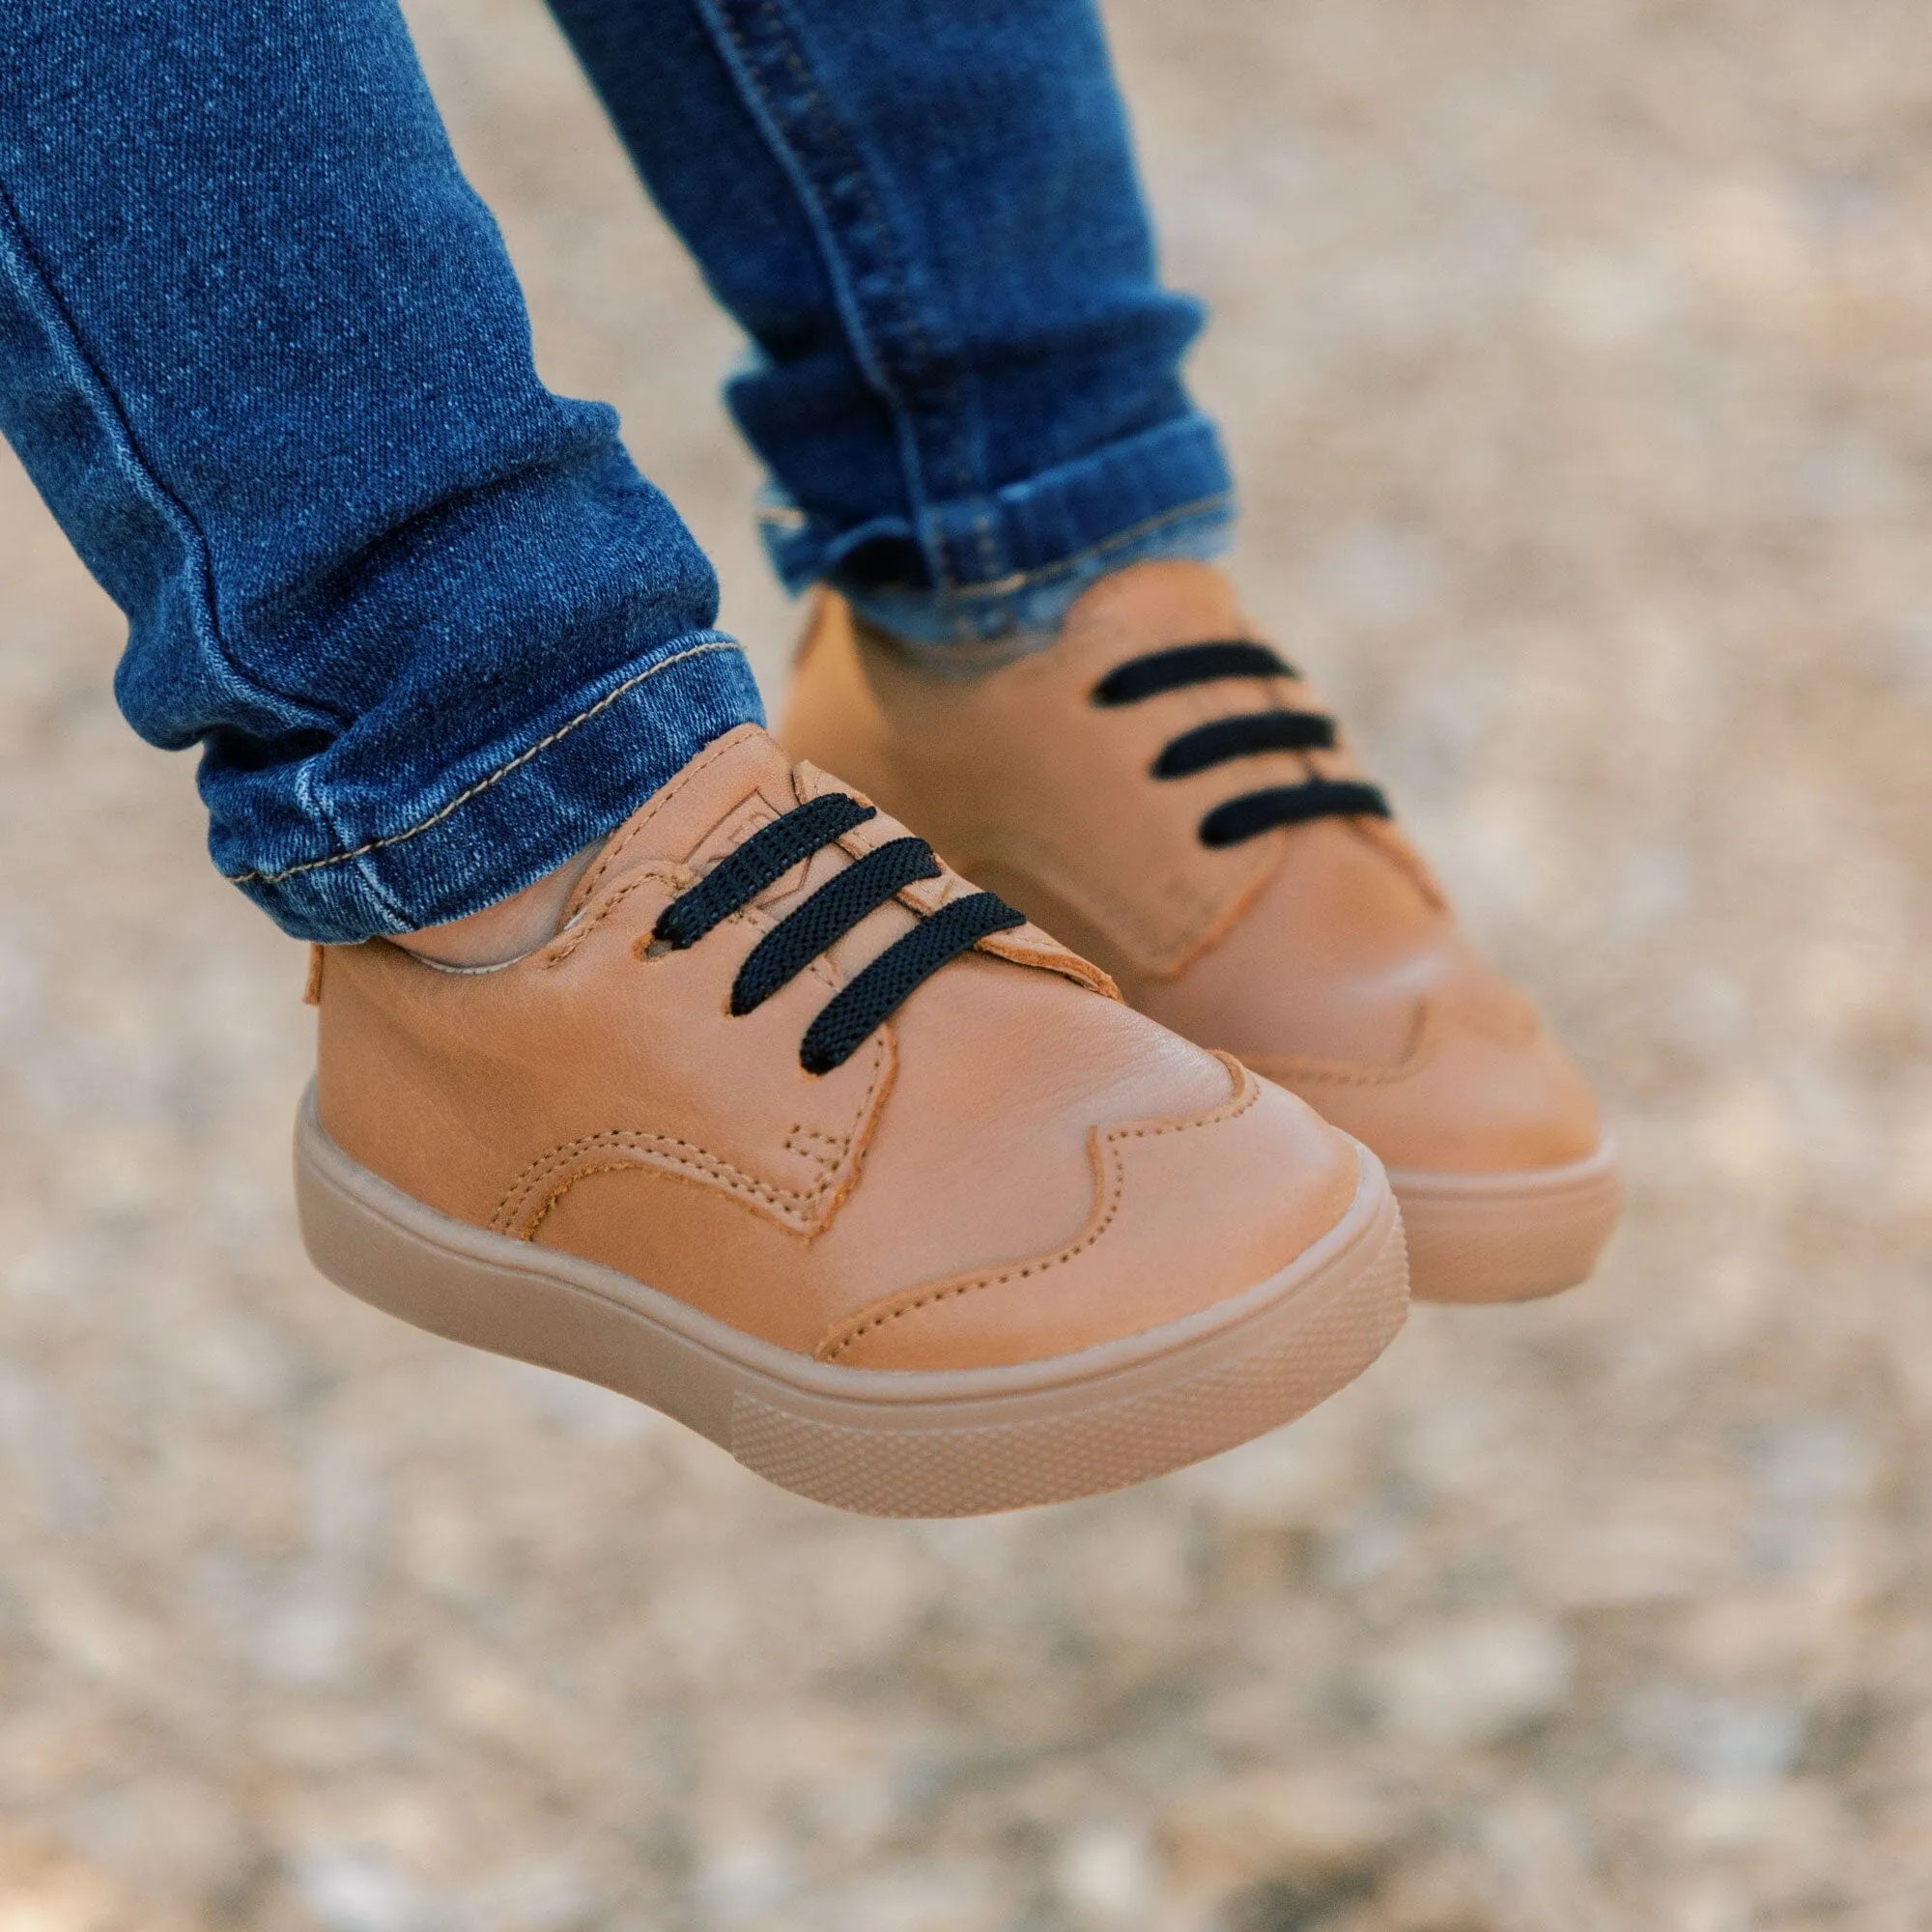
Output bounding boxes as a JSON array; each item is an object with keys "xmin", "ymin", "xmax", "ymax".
[{"xmin": 303, "ymin": 945, "xmax": 325, "ymax": 1007}]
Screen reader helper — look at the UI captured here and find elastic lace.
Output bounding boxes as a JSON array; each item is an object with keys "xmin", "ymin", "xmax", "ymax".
[
  {"xmin": 653, "ymin": 793, "xmax": 1023, "ymax": 1073},
  {"xmin": 1092, "ymin": 639, "xmax": 1390, "ymax": 846}
]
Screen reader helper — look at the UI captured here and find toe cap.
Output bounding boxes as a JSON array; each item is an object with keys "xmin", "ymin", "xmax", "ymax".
[
  {"xmin": 815, "ymin": 1058, "xmax": 1362, "ymax": 1371},
  {"xmin": 1253, "ymin": 995, "xmax": 1603, "ymax": 1177}
]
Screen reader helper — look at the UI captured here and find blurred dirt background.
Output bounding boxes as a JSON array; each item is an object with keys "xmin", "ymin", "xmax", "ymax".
[{"xmin": 2, "ymin": 0, "xmax": 1929, "ymax": 1926}]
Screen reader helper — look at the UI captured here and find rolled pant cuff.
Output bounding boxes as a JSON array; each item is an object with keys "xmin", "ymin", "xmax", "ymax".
[
  {"xmin": 223, "ymin": 634, "xmax": 763, "ymax": 945},
  {"xmin": 761, "ymin": 412, "xmax": 1235, "ymax": 645}
]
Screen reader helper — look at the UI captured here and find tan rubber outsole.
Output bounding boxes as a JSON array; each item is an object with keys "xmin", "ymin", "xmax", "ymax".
[
  {"xmin": 1390, "ymin": 1140, "xmax": 1620, "ymax": 1304},
  {"xmin": 293, "ymin": 1088, "xmax": 1409, "ymax": 1518}
]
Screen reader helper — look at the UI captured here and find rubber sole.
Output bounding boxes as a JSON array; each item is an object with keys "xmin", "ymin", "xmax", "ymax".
[
  {"xmin": 1390, "ymin": 1140, "xmax": 1620, "ymax": 1304},
  {"xmin": 293, "ymin": 1088, "xmax": 1409, "ymax": 1517}
]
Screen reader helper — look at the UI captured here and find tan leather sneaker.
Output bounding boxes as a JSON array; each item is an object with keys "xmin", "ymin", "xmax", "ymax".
[
  {"xmin": 780, "ymin": 566, "xmax": 1619, "ymax": 1304},
  {"xmin": 296, "ymin": 724, "xmax": 1407, "ymax": 1517}
]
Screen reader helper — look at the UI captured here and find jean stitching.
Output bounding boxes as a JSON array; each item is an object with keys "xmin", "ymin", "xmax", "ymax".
[
  {"xmin": 697, "ymin": 0, "xmax": 977, "ymax": 583},
  {"xmin": 292, "ymin": 757, "xmax": 412, "ymax": 930},
  {"xmin": 969, "ymin": 507, "xmax": 1001, "ymax": 585},
  {"xmin": 720, "ymin": 5, "xmax": 955, "ymax": 422},
  {"xmin": 912, "ymin": 493, "xmax": 1232, "ymax": 605},
  {"xmin": 0, "ymin": 176, "xmax": 342, "ymax": 733},
  {"xmin": 224, "ymin": 635, "xmax": 739, "ymax": 888}
]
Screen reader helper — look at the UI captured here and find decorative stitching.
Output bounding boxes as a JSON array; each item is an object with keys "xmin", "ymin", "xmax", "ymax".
[
  {"xmin": 224, "ymin": 637, "xmax": 740, "ymax": 886},
  {"xmin": 492, "ymin": 1029, "xmax": 891, "ymax": 1239},
  {"xmin": 562, "ymin": 725, "xmax": 756, "ymax": 913},
  {"xmin": 784, "ymin": 1123, "xmax": 850, "ymax": 1172},
  {"xmin": 817, "ymin": 1055, "xmax": 1260, "ymax": 1360},
  {"xmin": 1247, "ymin": 996, "xmax": 1530, "ymax": 1091},
  {"xmin": 1251, "ymin": 1052, "xmax": 1433, "ymax": 1093},
  {"xmin": 969, "ymin": 826, "xmax": 1271, "ymax": 982},
  {"xmin": 636, "ymin": 882, "xmax": 850, "ymax": 998},
  {"xmin": 503, "ymin": 1122, "xmax": 836, "ymax": 1237},
  {"xmin": 976, "ymin": 926, "xmax": 1122, "ymax": 1003},
  {"xmin": 542, "ymin": 867, "xmax": 687, "ymax": 967},
  {"xmin": 518, "ymin": 1160, "xmax": 654, "ymax": 1243}
]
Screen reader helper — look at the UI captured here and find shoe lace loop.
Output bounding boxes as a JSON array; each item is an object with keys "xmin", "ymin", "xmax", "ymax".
[
  {"xmin": 653, "ymin": 795, "xmax": 1023, "ymax": 1074},
  {"xmin": 1092, "ymin": 639, "xmax": 1391, "ymax": 847}
]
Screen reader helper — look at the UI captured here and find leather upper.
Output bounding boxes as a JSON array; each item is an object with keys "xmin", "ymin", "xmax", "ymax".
[
  {"xmin": 312, "ymin": 725, "xmax": 1361, "ymax": 1369},
  {"xmin": 779, "ymin": 564, "xmax": 1603, "ymax": 1176}
]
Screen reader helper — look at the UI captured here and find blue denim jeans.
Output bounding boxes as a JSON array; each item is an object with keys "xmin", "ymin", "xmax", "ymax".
[{"xmin": 0, "ymin": 1, "xmax": 1230, "ymax": 943}]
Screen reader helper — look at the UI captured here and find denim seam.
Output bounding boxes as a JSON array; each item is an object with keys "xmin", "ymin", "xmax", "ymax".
[
  {"xmin": 292, "ymin": 756, "xmax": 412, "ymax": 929},
  {"xmin": 706, "ymin": 1, "xmax": 958, "ymax": 469},
  {"xmin": 693, "ymin": 0, "xmax": 977, "ymax": 585},
  {"xmin": 223, "ymin": 633, "xmax": 738, "ymax": 887},
  {"xmin": 917, "ymin": 492, "xmax": 1232, "ymax": 604},
  {"xmin": 970, "ymin": 507, "xmax": 1000, "ymax": 583},
  {"xmin": 0, "ymin": 176, "xmax": 341, "ymax": 733}
]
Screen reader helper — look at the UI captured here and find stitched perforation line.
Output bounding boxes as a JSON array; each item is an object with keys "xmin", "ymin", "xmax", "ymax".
[
  {"xmin": 490, "ymin": 1029, "xmax": 890, "ymax": 1241},
  {"xmin": 1255, "ymin": 993, "xmax": 1537, "ymax": 1091},
  {"xmin": 496, "ymin": 1110, "xmax": 858, "ymax": 1238},
  {"xmin": 561, "ymin": 727, "xmax": 753, "ymax": 912}
]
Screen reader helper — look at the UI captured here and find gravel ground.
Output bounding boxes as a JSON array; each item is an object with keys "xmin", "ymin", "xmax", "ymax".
[{"xmin": 1, "ymin": 2, "xmax": 1928, "ymax": 1926}]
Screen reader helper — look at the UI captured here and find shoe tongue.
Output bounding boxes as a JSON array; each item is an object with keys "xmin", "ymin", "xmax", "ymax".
[
  {"xmin": 561, "ymin": 724, "xmax": 808, "ymax": 915},
  {"xmin": 1058, "ymin": 560, "xmax": 1253, "ymax": 656}
]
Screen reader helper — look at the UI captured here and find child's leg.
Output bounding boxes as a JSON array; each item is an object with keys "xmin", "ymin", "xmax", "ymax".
[
  {"xmin": 546, "ymin": 0, "xmax": 1234, "ymax": 645},
  {"xmin": 0, "ymin": 0, "xmax": 761, "ymax": 943}
]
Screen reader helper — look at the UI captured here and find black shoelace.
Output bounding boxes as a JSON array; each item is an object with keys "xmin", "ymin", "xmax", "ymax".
[
  {"xmin": 653, "ymin": 792, "xmax": 1024, "ymax": 1075},
  {"xmin": 1092, "ymin": 639, "xmax": 1391, "ymax": 847}
]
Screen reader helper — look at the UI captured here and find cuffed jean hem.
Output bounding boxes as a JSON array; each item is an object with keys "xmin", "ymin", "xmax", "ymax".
[
  {"xmin": 757, "ymin": 411, "xmax": 1235, "ymax": 645},
  {"xmin": 220, "ymin": 633, "xmax": 764, "ymax": 945}
]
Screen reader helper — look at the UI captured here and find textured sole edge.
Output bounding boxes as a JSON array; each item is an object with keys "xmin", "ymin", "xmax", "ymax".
[
  {"xmin": 1390, "ymin": 1140, "xmax": 1621, "ymax": 1305},
  {"xmin": 293, "ymin": 1087, "xmax": 1409, "ymax": 1517}
]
